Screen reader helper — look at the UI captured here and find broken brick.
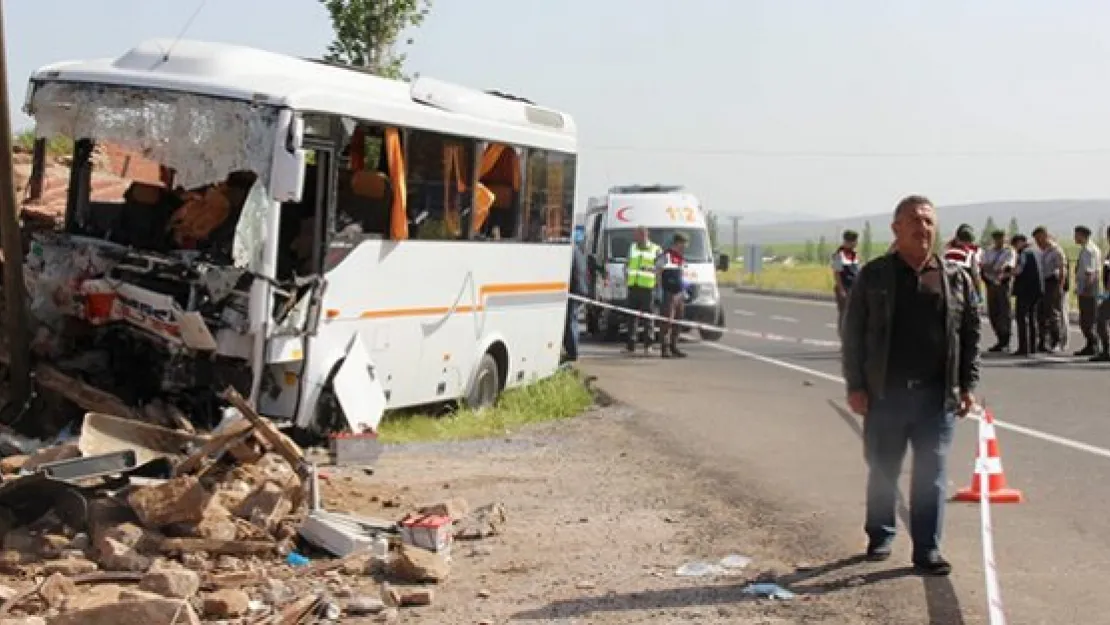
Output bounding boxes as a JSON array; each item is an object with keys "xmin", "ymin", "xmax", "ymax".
[
  {"xmin": 202, "ymin": 588, "xmax": 250, "ymax": 618},
  {"xmin": 138, "ymin": 567, "xmax": 200, "ymax": 599},
  {"xmin": 388, "ymin": 544, "xmax": 450, "ymax": 583},
  {"xmin": 93, "ymin": 536, "xmax": 151, "ymax": 572},
  {"xmin": 38, "ymin": 572, "xmax": 74, "ymax": 609},
  {"xmin": 127, "ymin": 476, "xmax": 213, "ymax": 528},
  {"xmin": 233, "ymin": 482, "xmax": 291, "ymax": 530}
]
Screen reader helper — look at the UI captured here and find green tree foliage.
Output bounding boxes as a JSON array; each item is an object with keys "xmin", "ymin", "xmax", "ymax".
[
  {"xmin": 319, "ymin": 0, "xmax": 432, "ymax": 79},
  {"xmin": 1007, "ymin": 216, "xmax": 1020, "ymax": 238},
  {"xmin": 980, "ymin": 216, "xmax": 997, "ymax": 246},
  {"xmin": 1098, "ymin": 219, "xmax": 1109, "ymax": 253},
  {"xmin": 816, "ymin": 235, "xmax": 828, "ymax": 262},
  {"xmin": 861, "ymin": 221, "xmax": 873, "ymax": 261},
  {"xmin": 804, "ymin": 239, "xmax": 816, "ymax": 263}
]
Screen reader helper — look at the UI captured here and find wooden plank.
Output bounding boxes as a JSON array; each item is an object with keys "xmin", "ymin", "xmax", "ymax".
[
  {"xmin": 219, "ymin": 387, "xmax": 304, "ymax": 468},
  {"xmin": 173, "ymin": 419, "xmax": 254, "ymax": 476},
  {"xmin": 157, "ymin": 537, "xmax": 277, "ymax": 556}
]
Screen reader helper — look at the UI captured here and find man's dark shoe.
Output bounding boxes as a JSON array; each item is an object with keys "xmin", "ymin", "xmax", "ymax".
[
  {"xmin": 1075, "ymin": 345, "xmax": 1097, "ymax": 357},
  {"xmin": 987, "ymin": 343, "xmax": 1006, "ymax": 353},
  {"xmin": 912, "ymin": 551, "xmax": 952, "ymax": 576},
  {"xmin": 670, "ymin": 344, "xmax": 687, "ymax": 358},
  {"xmin": 1090, "ymin": 352, "xmax": 1110, "ymax": 362},
  {"xmin": 865, "ymin": 540, "xmax": 893, "ymax": 562}
]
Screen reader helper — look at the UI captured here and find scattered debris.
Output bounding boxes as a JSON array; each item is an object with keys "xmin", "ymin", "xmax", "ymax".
[
  {"xmin": 742, "ymin": 582, "xmax": 796, "ymax": 600},
  {"xmin": 0, "ymin": 352, "xmax": 512, "ymax": 624}
]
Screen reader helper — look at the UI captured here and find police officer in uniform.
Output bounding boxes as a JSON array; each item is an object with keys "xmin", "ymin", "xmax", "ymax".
[
  {"xmin": 624, "ymin": 226, "xmax": 662, "ymax": 353},
  {"xmin": 831, "ymin": 230, "xmax": 861, "ymax": 336},
  {"xmin": 658, "ymin": 233, "xmax": 689, "ymax": 358}
]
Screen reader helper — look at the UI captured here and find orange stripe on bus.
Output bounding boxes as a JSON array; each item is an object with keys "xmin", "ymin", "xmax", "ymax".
[{"xmin": 340, "ymin": 281, "xmax": 568, "ymax": 321}]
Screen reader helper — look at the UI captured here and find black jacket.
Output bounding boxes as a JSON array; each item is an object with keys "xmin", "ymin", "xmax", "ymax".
[
  {"xmin": 841, "ymin": 251, "xmax": 981, "ymax": 412},
  {"xmin": 1012, "ymin": 248, "xmax": 1043, "ymax": 300}
]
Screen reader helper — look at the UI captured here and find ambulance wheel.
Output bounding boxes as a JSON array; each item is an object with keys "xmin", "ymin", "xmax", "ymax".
[
  {"xmin": 599, "ymin": 309, "xmax": 621, "ymax": 342},
  {"xmin": 698, "ymin": 307, "xmax": 725, "ymax": 342},
  {"xmin": 465, "ymin": 353, "xmax": 501, "ymax": 411},
  {"xmin": 586, "ymin": 308, "xmax": 600, "ymax": 335}
]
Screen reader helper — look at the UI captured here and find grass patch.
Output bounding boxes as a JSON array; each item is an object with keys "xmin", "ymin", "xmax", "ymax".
[
  {"xmin": 737, "ymin": 263, "xmax": 833, "ymax": 294},
  {"xmin": 378, "ymin": 370, "xmax": 594, "ymax": 444}
]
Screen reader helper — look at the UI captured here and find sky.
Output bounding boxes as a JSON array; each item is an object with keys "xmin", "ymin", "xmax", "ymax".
[{"xmin": 8, "ymin": 0, "xmax": 1110, "ymax": 220}]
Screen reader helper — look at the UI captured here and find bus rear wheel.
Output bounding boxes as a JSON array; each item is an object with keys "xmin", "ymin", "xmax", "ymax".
[{"xmin": 464, "ymin": 353, "xmax": 501, "ymax": 411}]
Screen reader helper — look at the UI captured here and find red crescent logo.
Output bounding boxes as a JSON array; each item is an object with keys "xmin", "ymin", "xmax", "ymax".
[{"xmin": 615, "ymin": 206, "xmax": 633, "ymax": 222}]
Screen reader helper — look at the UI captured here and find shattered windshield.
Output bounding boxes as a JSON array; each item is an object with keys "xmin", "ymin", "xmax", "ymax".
[{"xmin": 27, "ymin": 82, "xmax": 280, "ymax": 268}]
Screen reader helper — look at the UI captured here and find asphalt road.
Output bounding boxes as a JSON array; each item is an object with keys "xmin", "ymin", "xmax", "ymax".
[{"xmin": 579, "ymin": 291, "xmax": 1110, "ymax": 625}]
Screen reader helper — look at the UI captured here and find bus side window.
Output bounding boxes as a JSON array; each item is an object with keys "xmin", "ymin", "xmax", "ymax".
[
  {"xmin": 474, "ymin": 143, "xmax": 521, "ymax": 241},
  {"xmin": 335, "ymin": 124, "xmax": 391, "ymax": 238},
  {"xmin": 521, "ymin": 150, "xmax": 576, "ymax": 243},
  {"xmin": 405, "ymin": 129, "xmax": 475, "ymax": 241}
]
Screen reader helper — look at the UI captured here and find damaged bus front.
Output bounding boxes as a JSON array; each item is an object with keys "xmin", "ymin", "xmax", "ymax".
[{"xmin": 22, "ymin": 79, "xmax": 310, "ymax": 432}]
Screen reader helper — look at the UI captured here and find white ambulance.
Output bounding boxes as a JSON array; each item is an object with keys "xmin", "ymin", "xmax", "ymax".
[{"xmin": 581, "ymin": 185, "xmax": 729, "ymax": 341}]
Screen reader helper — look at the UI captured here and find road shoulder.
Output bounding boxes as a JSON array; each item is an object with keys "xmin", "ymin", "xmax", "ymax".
[{"xmin": 333, "ymin": 392, "xmax": 902, "ymax": 623}]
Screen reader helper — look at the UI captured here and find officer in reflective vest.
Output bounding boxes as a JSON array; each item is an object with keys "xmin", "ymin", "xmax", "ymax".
[{"xmin": 624, "ymin": 226, "xmax": 662, "ymax": 353}]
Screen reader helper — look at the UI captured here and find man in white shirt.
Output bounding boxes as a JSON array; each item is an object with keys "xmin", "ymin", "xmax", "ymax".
[
  {"xmin": 980, "ymin": 230, "xmax": 1016, "ymax": 352},
  {"xmin": 1073, "ymin": 225, "xmax": 1102, "ymax": 356}
]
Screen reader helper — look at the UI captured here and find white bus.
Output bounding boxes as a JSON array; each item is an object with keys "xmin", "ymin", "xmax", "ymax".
[{"xmin": 21, "ymin": 39, "xmax": 578, "ymax": 438}]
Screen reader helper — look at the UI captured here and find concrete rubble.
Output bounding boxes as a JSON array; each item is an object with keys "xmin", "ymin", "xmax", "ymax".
[{"xmin": 0, "ymin": 379, "xmax": 506, "ymax": 623}]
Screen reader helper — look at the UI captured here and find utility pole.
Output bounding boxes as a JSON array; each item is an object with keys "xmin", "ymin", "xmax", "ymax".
[
  {"xmin": 0, "ymin": 3, "xmax": 32, "ymax": 404},
  {"xmin": 729, "ymin": 215, "xmax": 741, "ymax": 259}
]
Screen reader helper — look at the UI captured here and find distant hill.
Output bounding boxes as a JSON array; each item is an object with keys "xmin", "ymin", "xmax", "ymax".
[{"xmin": 723, "ymin": 200, "xmax": 1110, "ymax": 245}]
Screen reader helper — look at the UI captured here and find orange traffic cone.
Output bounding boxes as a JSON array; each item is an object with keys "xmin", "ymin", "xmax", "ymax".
[{"xmin": 953, "ymin": 409, "xmax": 1024, "ymax": 504}]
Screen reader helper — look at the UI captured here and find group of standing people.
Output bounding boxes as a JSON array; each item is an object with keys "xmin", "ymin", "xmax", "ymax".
[
  {"xmin": 971, "ymin": 224, "xmax": 1110, "ymax": 360},
  {"xmin": 832, "ymin": 221, "xmax": 1110, "ymax": 361},
  {"xmin": 563, "ymin": 226, "xmax": 692, "ymax": 362}
]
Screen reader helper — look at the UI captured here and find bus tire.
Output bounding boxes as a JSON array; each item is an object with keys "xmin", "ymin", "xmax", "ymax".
[
  {"xmin": 698, "ymin": 307, "xmax": 726, "ymax": 342},
  {"xmin": 464, "ymin": 353, "xmax": 501, "ymax": 411}
]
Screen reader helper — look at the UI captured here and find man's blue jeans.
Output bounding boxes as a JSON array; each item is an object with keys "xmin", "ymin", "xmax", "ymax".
[{"xmin": 864, "ymin": 385, "xmax": 956, "ymax": 556}]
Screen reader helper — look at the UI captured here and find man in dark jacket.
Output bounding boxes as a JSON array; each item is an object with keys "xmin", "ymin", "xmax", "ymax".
[
  {"xmin": 563, "ymin": 245, "xmax": 589, "ymax": 363},
  {"xmin": 1011, "ymin": 234, "xmax": 1043, "ymax": 357},
  {"xmin": 841, "ymin": 194, "xmax": 980, "ymax": 577}
]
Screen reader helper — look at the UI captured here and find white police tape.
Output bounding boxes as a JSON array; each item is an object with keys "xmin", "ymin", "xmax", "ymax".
[
  {"xmin": 568, "ymin": 293, "xmax": 841, "ymax": 348},
  {"xmin": 974, "ymin": 410, "xmax": 1007, "ymax": 625}
]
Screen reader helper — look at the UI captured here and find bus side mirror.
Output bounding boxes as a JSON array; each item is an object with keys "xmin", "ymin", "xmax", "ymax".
[{"xmin": 717, "ymin": 253, "xmax": 730, "ymax": 272}]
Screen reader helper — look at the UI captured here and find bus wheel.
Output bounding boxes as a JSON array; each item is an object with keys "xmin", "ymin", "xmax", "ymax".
[
  {"xmin": 698, "ymin": 307, "xmax": 726, "ymax": 342},
  {"xmin": 465, "ymin": 353, "xmax": 501, "ymax": 410}
]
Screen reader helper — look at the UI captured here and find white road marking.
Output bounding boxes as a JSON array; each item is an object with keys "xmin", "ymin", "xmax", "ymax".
[
  {"xmin": 702, "ymin": 341, "xmax": 1110, "ymax": 461},
  {"xmin": 734, "ymin": 309, "xmax": 756, "ymax": 316},
  {"xmin": 728, "ymin": 291, "xmax": 1084, "ymax": 335},
  {"xmin": 825, "ymin": 323, "xmax": 839, "ymax": 330},
  {"xmin": 770, "ymin": 315, "xmax": 799, "ymax": 323}
]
